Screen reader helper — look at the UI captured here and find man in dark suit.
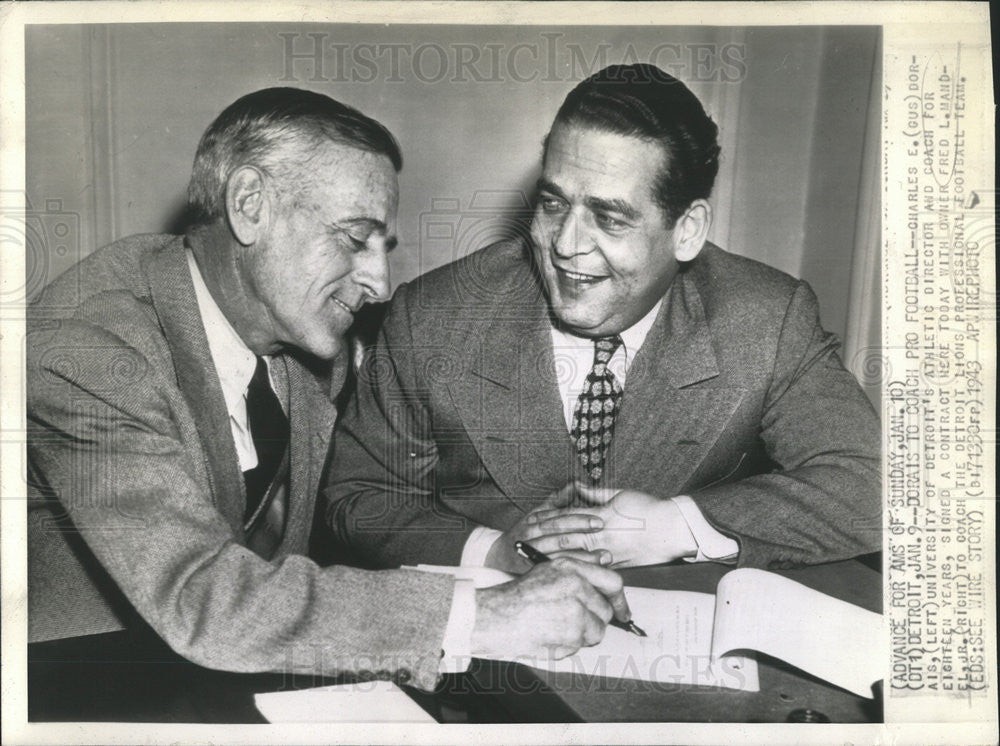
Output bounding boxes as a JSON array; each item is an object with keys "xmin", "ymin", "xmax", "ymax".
[
  {"xmin": 326, "ymin": 65, "xmax": 881, "ymax": 574},
  {"xmin": 27, "ymin": 87, "xmax": 630, "ymax": 697}
]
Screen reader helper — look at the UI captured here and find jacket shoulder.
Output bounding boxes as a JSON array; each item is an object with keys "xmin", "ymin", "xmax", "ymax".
[
  {"xmin": 691, "ymin": 243, "xmax": 806, "ymax": 324},
  {"xmin": 27, "ymin": 234, "xmax": 181, "ymax": 372},
  {"xmin": 386, "ymin": 239, "xmax": 536, "ymax": 339},
  {"xmin": 405, "ymin": 239, "xmax": 532, "ymax": 309},
  {"xmin": 32, "ymin": 233, "xmax": 180, "ymax": 318}
]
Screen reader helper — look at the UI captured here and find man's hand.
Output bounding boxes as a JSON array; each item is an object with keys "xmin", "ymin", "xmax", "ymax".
[
  {"xmin": 470, "ymin": 558, "xmax": 628, "ymax": 660},
  {"xmin": 527, "ymin": 485, "xmax": 698, "ymax": 568},
  {"xmin": 484, "ymin": 482, "xmax": 609, "ymax": 573}
]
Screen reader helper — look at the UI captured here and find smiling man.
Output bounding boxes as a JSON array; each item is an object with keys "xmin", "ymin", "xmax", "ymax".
[
  {"xmin": 27, "ymin": 87, "xmax": 631, "ymax": 705},
  {"xmin": 327, "ymin": 64, "xmax": 881, "ymax": 573}
]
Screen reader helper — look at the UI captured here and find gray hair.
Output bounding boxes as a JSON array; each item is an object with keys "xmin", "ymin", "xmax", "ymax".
[{"xmin": 187, "ymin": 87, "xmax": 402, "ymax": 226}]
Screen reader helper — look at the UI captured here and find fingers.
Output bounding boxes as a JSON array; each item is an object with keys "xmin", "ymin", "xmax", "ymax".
[
  {"xmin": 526, "ymin": 511, "xmax": 602, "ymax": 533},
  {"xmin": 527, "ymin": 531, "xmax": 600, "ymax": 555},
  {"xmin": 554, "ymin": 557, "xmax": 631, "ymax": 623},
  {"xmin": 546, "ymin": 548, "xmax": 613, "ymax": 566},
  {"xmin": 549, "ymin": 607, "xmax": 603, "ymax": 660}
]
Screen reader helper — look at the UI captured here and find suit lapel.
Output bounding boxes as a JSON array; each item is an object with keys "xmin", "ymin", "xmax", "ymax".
[
  {"xmin": 281, "ymin": 354, "xmax": 340, "ymax": 554},
  {"xmin": 446, "ymin": 270, "xmax": 575, "ymax": 513},
  {"xmin": 147, "ymin": 238, "xmax": 247, "ymax": 538},
  {"xmin": 609, "ymin": 269, "xmax": 746, "ymax": 493}
]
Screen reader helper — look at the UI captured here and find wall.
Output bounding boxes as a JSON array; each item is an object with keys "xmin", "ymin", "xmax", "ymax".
[{"xmin": 25, "ymin": 24, "xmax": 879, "ymax": 353}]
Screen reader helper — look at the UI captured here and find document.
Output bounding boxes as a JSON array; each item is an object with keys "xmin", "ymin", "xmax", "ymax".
[
  {"xmin": 513, "ymin": 585, "xmax": 759, "ymax": 692},
  {"xmin": 412, "ymin": 565, "xmax": 882, "ymax": 697},
  {"xmin": 711, "ymin": 568, "xmax": 883, "ymax": 699},
  {"xmin": 253, "ymin": 681, "xmax": 436, "ymax": 723}
]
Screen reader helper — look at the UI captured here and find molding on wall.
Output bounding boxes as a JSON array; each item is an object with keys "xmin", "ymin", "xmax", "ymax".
[
  {"xmin": 844, "ymin": 34, "xmax": 882, "ymax": 407},
  {"xmin": 706, "ymin": 26, "xmax": 745, "ymax": 252},
  {"xmin": 85, "ymin": 26, "xmax": 117, "ymax": 250}
]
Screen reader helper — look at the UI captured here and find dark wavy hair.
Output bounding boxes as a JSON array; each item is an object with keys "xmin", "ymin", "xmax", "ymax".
[{"xmin": 544, "ymin": 64, "xmax": 721, "ymax": 226}]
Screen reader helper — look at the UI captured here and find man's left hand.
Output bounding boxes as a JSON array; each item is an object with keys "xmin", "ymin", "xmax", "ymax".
[{"xmin": 527, "ymin": 485, "xmax": 699, "ymax": 568}]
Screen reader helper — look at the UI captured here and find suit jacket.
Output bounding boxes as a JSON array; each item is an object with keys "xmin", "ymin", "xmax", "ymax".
[
  {"xmin": 326, "ymin": 239, "xmax": 881, "ymax": 570},
  {"xmin": 27, "ymin": 234, "xmax": 454, "ymax": 691}
]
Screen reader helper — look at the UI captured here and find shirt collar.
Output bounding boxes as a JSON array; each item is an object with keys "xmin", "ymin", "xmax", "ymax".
[
  {"xmin": 186, "ymin": 249, "xmax": 257, "ymax": 415},
  {"xmin": 618, "ymin": 297, "xmax": 662, "ymax": 361},
  {"xmin": 551, "ymin": 296, "xmax": 664, "ymax": 366}
]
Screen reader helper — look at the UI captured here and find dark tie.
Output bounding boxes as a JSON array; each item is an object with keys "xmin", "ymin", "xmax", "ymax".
[
  {"xmin": 570, "ymin": 336, "xmax": 624, "ymax": 482},
  {"xmin": 243, "ymin": 356, "xmax": 289, "ymax": 523}
]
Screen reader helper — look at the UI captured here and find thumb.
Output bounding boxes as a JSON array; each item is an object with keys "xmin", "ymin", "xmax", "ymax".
[
  {"xmin": 544, "ymin": 481, "xmax": 583, "ymax": 509},
  {"xmin": 575, "ymin": 482, "xmax": 620, "ymax": 506}
]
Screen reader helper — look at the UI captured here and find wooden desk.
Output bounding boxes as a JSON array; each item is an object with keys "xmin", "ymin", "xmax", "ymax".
[{"xmin": 28, "ymin": 560, "xmax": 881, "ymax": 723}]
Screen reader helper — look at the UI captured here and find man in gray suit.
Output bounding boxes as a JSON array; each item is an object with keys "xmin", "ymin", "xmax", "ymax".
[
  {"xmin": 27, "ymin": 87, "xmax": 630, "ymax": 696},
  {"xmin": 327, "ymin": 64, "xmax": 881, "ymax": 574}
]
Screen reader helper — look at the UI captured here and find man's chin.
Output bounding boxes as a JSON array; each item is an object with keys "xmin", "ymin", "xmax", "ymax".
[
  {"xmin": 550, "ymin": 304, "xmax": 607, "ymax": 337},
  {"xmin": 297, "ymin": 333, "xmax": 346, "ymax": 362}
]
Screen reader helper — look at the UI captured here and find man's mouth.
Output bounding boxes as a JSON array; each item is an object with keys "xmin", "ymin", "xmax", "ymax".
[
  {"xmin": 329, "ymin": 296, "xmax": 355, "ymax": 316},
  {"xmin": 555, "ymin": 266, "xmax": 607, "ymax": 285}
]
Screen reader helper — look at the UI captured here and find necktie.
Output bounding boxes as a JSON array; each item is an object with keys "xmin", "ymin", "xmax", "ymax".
[
  {"xmin": 570, "ymin": 336, "xmax": 624, "ymax": 482},
  {"xmin": 243, "ymin": 356, "xmax": 289, "ymax": 523}
]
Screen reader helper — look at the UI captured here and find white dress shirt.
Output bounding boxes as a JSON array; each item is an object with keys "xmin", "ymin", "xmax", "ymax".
[
  {"xmin": 460, "ymin": 297, "xmax": 739, "ymax": 567},
  {"xmin": 186, "ymin": 250, "xmax": 474, "ymax": 671},
  {"xmin": 186, "ymin": 250, "xmax": 276, "ymax": 469}
]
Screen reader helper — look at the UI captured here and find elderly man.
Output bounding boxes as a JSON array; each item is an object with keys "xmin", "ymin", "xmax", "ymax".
[
  {"xmin": 27, "ymin": 87, "xmax": 629, "ymax": 696},
  {"xmin": 327, "ymin": 64, "xmax": 881, "ymax": 574}
]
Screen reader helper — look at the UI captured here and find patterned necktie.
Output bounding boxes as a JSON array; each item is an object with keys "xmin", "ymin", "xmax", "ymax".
[
  {"xmin": 570, "ymin": 335, "xmax": 624, "ymax": 482},
  {"xmin": 243, "ymin": 356, "xmax": 289, "ymax": 523}
]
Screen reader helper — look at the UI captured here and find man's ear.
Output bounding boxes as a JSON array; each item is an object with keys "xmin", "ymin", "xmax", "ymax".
[
  {"xmin": 225, "ymin": 165, "xmax": 268, "ymax": 246},
  {"xmin": 671, "ymin": 199, "xmax": 712, "ymax": 263}
]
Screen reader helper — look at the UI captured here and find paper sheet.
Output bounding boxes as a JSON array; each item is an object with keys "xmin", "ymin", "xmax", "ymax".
[
  {"xmin": 712, "ymin": 568, "xmax": 883, "ymax": 698},
  {"xmin": 253, "ymin": 681, "xmax": 436, "ymax": 723},
  {"xmin": 509, "ymin": 586, "xmax": 759, "ymax": 691},
  {"xmin": 410, "ymin": 564, "xmax": 758, "ymax": 691}
]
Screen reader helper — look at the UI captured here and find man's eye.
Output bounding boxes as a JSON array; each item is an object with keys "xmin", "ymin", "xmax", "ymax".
[
  {"xmin": 539, "ymin": 197, "xmax": 564, "ymax": 213},
  {"xmin": 595, "ymin": 213, "xmax": 626, "ymax": 231},
  {"xmin": 347, "ymin": 234, "xmax": 368, "ymax": 251}
]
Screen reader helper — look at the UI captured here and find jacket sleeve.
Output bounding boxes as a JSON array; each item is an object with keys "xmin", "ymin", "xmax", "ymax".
[
  {"xmin": 325, "ymin": 283, "xmax": 478, "ymax": 568},
  {"xmin": 27, "ymin": 314, "xmax": 454, "ymax": 692},
  {"xmin": 689, "ymin": 281, "xmax": 882, "ymax": 568}
]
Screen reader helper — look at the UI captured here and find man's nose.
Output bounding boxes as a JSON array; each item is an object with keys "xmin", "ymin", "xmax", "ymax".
[
  {"xmin": 354, "ymin": 246, "xmax": 391, "ymax": 303},
  {"xmin": 552, "ymin": 211, "xmax": 588, "ymax": 258}
]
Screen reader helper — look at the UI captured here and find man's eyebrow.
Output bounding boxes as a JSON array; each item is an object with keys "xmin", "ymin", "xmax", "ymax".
[
  {"xmin": 339, "ymin": 216, "xmax": 387, "ymax": 232},
  {"xmin": 336, "ymin": 217, "xmax": 398, "ymax": 251},
  {"xmin": 535, "ymin": 178, "xmax": 566, "ymax": 199},
  {"xmin": 536, "ymin": 180, "xmax": 639, "ymax": 222},
  {"xmin": 584, "ymin": 196, "xmax": 639, "ymax": 222}
]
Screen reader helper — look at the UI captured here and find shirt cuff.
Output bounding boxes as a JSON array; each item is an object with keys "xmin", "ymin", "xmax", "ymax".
[
  {"xmin": 672, "ymin": 495, "xmax": 739, "ymax": 564},
  {"xmin": 439, "ymin": 578, "xmax": 475, "ymax": 674},
  {"xmin": 461, "ymin": 525, "xmax": 504, "ymax": 567}
]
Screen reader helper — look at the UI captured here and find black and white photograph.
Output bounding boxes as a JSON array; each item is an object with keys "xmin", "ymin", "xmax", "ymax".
[{"xmin": 1, "ymin": 3, "xmax": 994, "ymax": 744}]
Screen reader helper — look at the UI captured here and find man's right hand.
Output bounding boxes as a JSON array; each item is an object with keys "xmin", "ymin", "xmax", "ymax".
[
  {"xmin": 484, "ymin": 482, "xmax": 608, "ymax": 573},
  {"xmin": 470, "ymin": 558, "xmax": 629, "ymax": 661}
]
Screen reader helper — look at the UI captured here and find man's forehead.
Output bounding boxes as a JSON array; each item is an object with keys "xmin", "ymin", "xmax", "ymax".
[
  {"xmin": 296, "ymin": 146, "xmax": 398, "ymax": 207},
  {"xmin": 544, "ymin": 124, "xmax": 664, "ymax": 176}
]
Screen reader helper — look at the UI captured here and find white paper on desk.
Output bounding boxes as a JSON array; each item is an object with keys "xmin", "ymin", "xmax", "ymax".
[
  {"xmin": 512, "ymin": 587, "xmax": 759, "ymax": 692},
  {"xmin": 253, "ymin": 681, "xmax": 436, "ymax": 723},
  {"xmin": 409, "ymin": 566, "xmax": 758, "ymax": 692},
  {"xmin": 711, "ymin": 568, "xmax": 883, "ymax": 699}
]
